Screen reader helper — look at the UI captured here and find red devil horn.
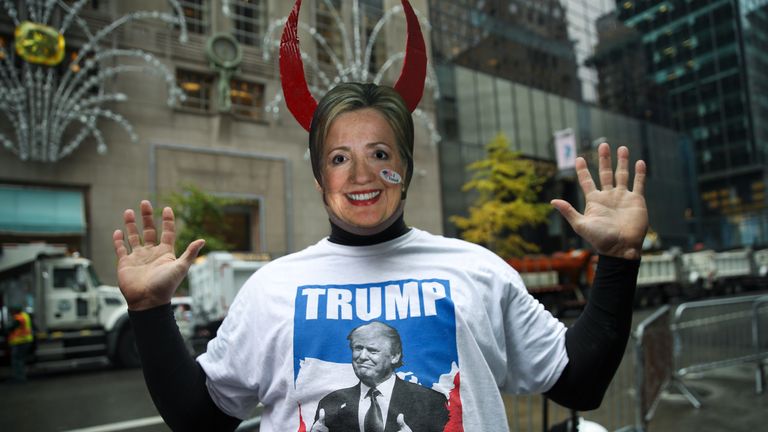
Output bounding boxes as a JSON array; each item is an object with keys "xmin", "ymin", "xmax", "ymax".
[
  {"xmin": 280, "ymin": 0, "xmax": 427, "ymax": 131},
  {"xmin": 280, "ymin": 0, "xmax": 317, "ymax": 131},
  {"xmin": 394, "ymin": 0, "xmax": 428, "ymax": 112}
]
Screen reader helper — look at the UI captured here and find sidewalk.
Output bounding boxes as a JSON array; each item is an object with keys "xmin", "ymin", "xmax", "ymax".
[{"xmin": 647, "ymin": 363, "xmax": 767, "ymax": 431}]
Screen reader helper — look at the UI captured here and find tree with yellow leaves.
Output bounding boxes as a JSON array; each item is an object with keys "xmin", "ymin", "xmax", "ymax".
[{"xmin": 450, "ymin": 133, "xmax": 552, "ymax": 258}]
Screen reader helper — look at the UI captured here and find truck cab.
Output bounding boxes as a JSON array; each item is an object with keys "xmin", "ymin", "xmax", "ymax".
[
  {"xmin": 40, "ymin": 257, "xmax": 102, "ymax": 330},
  {"xmin": 0, "ymin": 243, "xmax": 135, "ymax": 369}
]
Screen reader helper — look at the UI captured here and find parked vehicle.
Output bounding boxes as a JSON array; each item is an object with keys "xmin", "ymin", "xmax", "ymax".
[
  {"xmin": 506, "ymin": 249, "xmax": 594, "ymax": 317},
  {"xmin": 0, "ymin": 243, "xmax": 137, "ymax": 369},
  {"xmin": 171, "ymin": 295, "xmax": 195, "ymax": 355},
  {"xmin": 187, "ymin": 252, "xmax": 269, "ymax": 338},
  {"xmin": 756, "ymin": 249, "xmax": 768, "ymax": 278},
  {"xmin": 508, "ymin": 246, "xmax": 768, "ymax": 311}
]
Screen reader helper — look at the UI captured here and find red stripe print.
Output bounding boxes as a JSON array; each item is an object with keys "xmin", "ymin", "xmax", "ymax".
[
  {"xmin": 444, "ymin": 372, "xmax": 464, "ymax": 432},
  {"xmin": 297, "ymin": 402, "xmax": 306, "ymax": 432}
]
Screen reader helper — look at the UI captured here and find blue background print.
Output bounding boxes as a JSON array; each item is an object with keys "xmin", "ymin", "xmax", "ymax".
[{"xmin": 293, "ymin": 278, "xmax": 458, "ymax": 389}]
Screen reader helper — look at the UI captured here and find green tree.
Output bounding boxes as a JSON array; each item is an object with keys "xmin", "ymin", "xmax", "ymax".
[
  {"xmin": 165, "ymin": 184, "xmax": 235, "ymax": 256},
  {"xmin": 450, "ymin": 133, "xmax": 552, "ymax": 258}
]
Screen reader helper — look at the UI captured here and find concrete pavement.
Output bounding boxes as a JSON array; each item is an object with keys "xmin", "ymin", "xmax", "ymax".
[{"xmin": 646, "ymin": 363, "xmax": 768, "ymax": 431}]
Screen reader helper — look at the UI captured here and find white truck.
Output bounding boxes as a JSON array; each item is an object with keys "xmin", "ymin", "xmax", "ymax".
[
  {"xmin": 0, "ymin": 243, "xmax": 138, "ymax": 369},
  {"xmin": 187, "ymin": 252, "xmax": 269, "ymax": 337}
]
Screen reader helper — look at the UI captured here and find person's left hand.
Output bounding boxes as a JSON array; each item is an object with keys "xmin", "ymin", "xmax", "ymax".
[
  {"xmin": 395, "ymin": 413, "xmax": 413, "ymax": 432},
  {"xmin": 310, "ymin": 408, "xmax": 329, "ymax": 432},
  {"xmin": 551, "ymin": 142, "xmax": 648, "ymax": 260}
]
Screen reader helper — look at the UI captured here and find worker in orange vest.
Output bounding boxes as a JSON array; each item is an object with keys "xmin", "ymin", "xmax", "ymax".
[{"xmin": 7, "ymin": 306, "xmax": 34, "ymax": 382}]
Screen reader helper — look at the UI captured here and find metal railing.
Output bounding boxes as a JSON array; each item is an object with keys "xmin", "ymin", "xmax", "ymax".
[
  {"xmin": 633, "ymin": 305, "xmax": 672, "ymax": 430},
  {"xmin": 502, "ymin": 321, "xmax": 639, "ymax": 432},
  {"xmin": 671, "ymin": 293, "xmax": 768, "ymax": 398},
  {"xmin": 752, "ymin": 295, "xmax": 768, "ymax": 394}
]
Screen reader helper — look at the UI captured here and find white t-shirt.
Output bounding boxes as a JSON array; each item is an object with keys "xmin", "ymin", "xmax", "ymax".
[{"xmin": 198, "ymin": 228, "xmax": 568, "ymax": 431}]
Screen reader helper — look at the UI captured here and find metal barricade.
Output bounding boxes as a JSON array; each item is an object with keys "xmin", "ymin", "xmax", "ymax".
[
  {"xmin": 502, "ymin": 327, "xmax": 639, "ymax": 432},
  {"xmin": 672, "ymin": 294, "xmax": 768, "ymax": 399},
  {"xmin": 503, "ymin": 393, "xmax": 545, "ymax": 432},
  {"xmin": 629, "ymin": 305, "xmax": 701, "ymax": 431},
  {"xmin": 753, "ymin": 295, "xmax": 768, "ymax": 394},
  {"xmin": 634, "ymin": 305, "xmax": 672, "ymax": 431},
  {"xmin": 579, "ymin": 336, "xmax": 636, "ymax": 432}
]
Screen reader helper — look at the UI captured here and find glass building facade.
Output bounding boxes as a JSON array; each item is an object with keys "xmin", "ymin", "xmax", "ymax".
[
  {"xmin": 429, "ymin": 0, "xmax": 692, "ymax": 251},
  {"xmin": 428, "ymin": 0, "xmax": 582, "ymax": 100},
  {"xmin": 618, "ymin": 0, "xmax": 768, "ymax": 248},
  {"xmin": 562, "ymin": 0, "xmax": 617, "ymax": 101},
  {"xmin": 436, "ymin": 65, "xmax": 691, "ymax": 251}
]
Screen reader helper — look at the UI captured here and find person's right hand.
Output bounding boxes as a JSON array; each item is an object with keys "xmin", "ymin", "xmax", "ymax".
[
  {"xmin": 310, "ymin": 408, "xmax": 329, "ymax": 432},
  {"xmin": 113, "ymin": 200, "xmax": 205, "ymax": 311}
]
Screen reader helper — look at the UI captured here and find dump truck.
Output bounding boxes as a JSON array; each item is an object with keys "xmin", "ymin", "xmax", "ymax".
[
  {"xmin": 0, "ymin": 243, "xmax": 138, "ymax": 369},
  {"xmin": 187, "ymin": 252, "xmax": 269, "ymax": 338},
  {"xmin": 507, "ymin": 249, "xmax": 594, "ymax": 317}
]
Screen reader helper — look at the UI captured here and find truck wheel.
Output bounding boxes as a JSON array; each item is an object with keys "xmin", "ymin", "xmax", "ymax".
[{"xmin": 117, "ymin": 328, "xmax": 141, "ymax": 368}]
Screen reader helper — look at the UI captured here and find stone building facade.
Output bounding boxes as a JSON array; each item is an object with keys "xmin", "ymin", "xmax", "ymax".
[{"xmin": 0, "ymin": 0, "xmax": 442, "ymax": 284}]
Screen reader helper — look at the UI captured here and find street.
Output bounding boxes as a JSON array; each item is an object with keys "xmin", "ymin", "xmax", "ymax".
[
  {"xmin": 1, "ymin": 301, "xmax": 766, "ymax": 432},
  {"xmin": 0, "ymin": 366, "xmax": 168, "ymax": 432}
]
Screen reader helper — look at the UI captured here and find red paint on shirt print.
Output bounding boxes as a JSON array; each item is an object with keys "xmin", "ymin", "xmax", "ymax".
[
  {"xmin": 295, "ymin": 374, "xmax": 463, "ymax": 431},
  {"xmin": 443, "ymin": 372, "xmax": 464, "ymax": 432},
  {"xmin": 297, "ymin": 403, "xmax": 307, "ymax": 432}
]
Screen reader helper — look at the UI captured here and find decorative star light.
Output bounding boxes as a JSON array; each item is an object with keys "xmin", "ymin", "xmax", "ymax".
[
  {"xmin": 258, "ymin": 0, "xmax": 441, "ymax": 145},
  {"xmin": 0, "ymin": 0, "xmax": 189, "ymax": 162}
]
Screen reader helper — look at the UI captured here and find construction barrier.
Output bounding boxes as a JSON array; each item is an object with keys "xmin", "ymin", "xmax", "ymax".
[
  {"xmin": 633, "ymin": 305, "xmax": 673, "ymax": 430},
  {"xmin": 672, "ymin": 293, "xmax": 768, "ymax": 388},
  {"xmin": 753, "ymin": 295, "xmax": 768, "ymax": 394}
]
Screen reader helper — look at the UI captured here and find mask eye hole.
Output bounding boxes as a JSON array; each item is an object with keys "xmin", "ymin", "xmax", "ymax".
[{"xmin": 331, "ymin": 154, "xmax": 346, "ymax": 165}]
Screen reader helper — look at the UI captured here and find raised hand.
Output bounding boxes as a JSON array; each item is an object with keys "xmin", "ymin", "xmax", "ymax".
[
  {"xmin": 311, "ymin": 408, "xmax": 329, "ymax": 432},
  {"xmin": 551, "ymin": 143, "xmax": 648, "ymax": 260},
  {"xmin": 113, "ymin": 200, "xmax": 205, "ymax": 310}
]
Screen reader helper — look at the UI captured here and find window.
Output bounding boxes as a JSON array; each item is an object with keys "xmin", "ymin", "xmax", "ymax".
[
  {"xmin": 177, "ymin": 69, "xmax": 214, "ymax": 112},
  {"xmin": 53, "ymin": 266, "xmax": 90, "ymax": 292},
  {"xmin": 230, "ymin": 79, "xmax": 265, "ymax": 120},
  {"xmin": 231, "ymin": 0, "xmax": 267, "ymax": 46},
  {"xmin": 222, "ymin": 203, "xmax": 260, "ymax": 252},
  {"xmin": 316, "ymin": 0, "xmax": 343, "ymax": 65},
  {"xmin": 179, "ymin": 0, "xmax": 208, "ymax": 34},
  {"xmin": 53, "ymin": 268, "xmax": 78, "ymax": 290},
  {"xmin": 87, "ymin": 265, "xmax": 101, "ymax": 287}
]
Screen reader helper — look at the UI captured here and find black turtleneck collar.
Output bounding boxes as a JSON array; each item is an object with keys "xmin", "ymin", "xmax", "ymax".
[{"xmin": 328, "ymin": 213, "xmax": 410, "ymax": 246}]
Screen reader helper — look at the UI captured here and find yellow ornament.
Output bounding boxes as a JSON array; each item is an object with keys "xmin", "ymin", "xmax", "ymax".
[{"xmin": 14, "ymin": 21, "xmax": 66, "ymax": 66}]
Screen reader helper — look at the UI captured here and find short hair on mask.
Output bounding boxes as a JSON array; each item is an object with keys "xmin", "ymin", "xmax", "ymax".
[
  {"xmin": 347, "ymin": 321, "xmax": 405, "ymax": 369},
  {"xmin": 308, "ymin": 82, "xmax": 414, "ymax": 198}
]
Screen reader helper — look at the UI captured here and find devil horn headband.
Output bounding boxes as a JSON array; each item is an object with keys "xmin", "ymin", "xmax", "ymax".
[{"xmin": 279, "ymin": 0, "xmax": 428, "ymax": 131}]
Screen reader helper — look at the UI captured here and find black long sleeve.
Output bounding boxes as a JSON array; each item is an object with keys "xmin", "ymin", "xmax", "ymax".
[
  {"xmin": 128, "ymin": 304, "xmax": 242, "ymax": 431},
  {"xmin": 544, "ymin": 255, "xmax": 639, "ymax": 411}
]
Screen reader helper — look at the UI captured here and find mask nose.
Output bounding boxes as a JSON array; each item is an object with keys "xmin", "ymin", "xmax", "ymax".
[{"xmin": 350, "ymin": 159, "xmax": 375, "ymax": 184}]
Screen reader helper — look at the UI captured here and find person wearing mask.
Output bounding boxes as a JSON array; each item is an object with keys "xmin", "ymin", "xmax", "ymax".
[{"xmin": 113, "ymin": 1, "xmax": 647, "ymax": 430}]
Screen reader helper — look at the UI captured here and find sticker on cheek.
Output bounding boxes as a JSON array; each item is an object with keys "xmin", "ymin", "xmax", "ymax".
[{"xmin": 380, "ymin": 169, "xmax": 402, "ymax": 184}]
